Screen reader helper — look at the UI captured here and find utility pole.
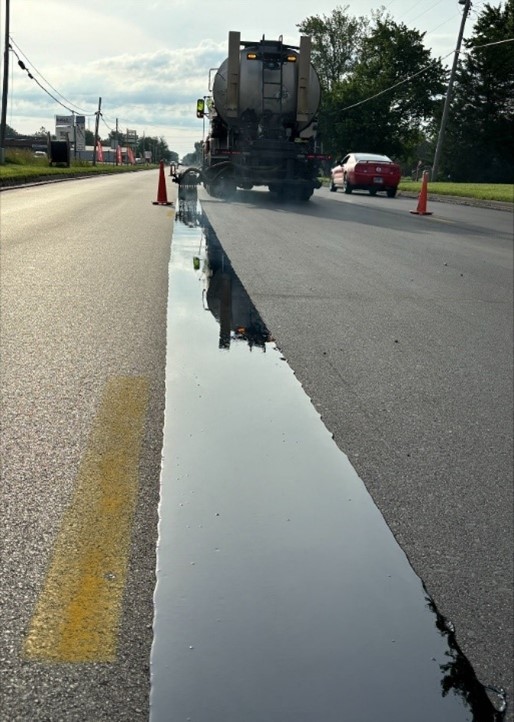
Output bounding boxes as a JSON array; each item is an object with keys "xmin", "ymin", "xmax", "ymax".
[
  {"xmin": 72, "ymin": 110, "xmax": 76, "ymax": 159},
  {"xmin": 432, "ymin": 0, "xmax": 472, "ymax": 180},
  {"xmin": 0, "ymin": 0, "xmax": 11, "ymax": 165},
  {"xmin": 92, "ymin": 96, "xmax": 102, "ymax": 166},
  {"xmin": 115, "ymin": 117, "xmax": 119, "ymax": 165}
]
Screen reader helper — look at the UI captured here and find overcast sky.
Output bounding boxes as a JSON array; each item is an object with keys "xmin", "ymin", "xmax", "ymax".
[{"xmin": 0, "ymin": 0, "xmax": 496, "ymax": 158}]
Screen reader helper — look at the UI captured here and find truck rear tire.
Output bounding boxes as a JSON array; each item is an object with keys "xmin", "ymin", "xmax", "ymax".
[
  {"xmin": 212, "ymin": 175, "xmax": 237, "ymax": 200},
  {"xmin": 298, "ymin": 187, "xmax": 313, "ymax": 201}
]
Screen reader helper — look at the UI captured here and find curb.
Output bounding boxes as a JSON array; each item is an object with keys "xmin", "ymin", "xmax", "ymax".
[{"xmin": 398, "ymin": 190, "xmax": 513, "ymax": 213}]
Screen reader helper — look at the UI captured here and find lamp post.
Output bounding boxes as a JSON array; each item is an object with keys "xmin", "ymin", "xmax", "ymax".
[{"xmin": 432, "ymin": 0, "xmax": 472, "ymax": 180}]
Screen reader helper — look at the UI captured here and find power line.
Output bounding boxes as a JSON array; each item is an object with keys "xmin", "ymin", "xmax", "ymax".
[
  {"xmin": 100, "ymin": 115, "xmax": 114, "ymax": 135},
  {"xmin": 9, "ymin": 36, "xmax": 93, "ymax": 114},
  {"xmin": 424, "ymin": 12, "xmax": 463, "ymax": 43},
  {"xmin": 9, "ymin": 35, "xmax": 95, "ymax": 116},
  {"xmin": 338, "ymin": 36, "xmax": 514, "ymax": 113},
  {"xmin": 8, "ymin": 38, "xmax": 136, "ymax": 138},
  {"xmin": 407, "ymin": 0, "xmax": 447, "ymax": 25},
  {"xmin": 400, "ymin": 0, "xmax": 431, "ymax": 22},
  {"xmin": 339, "ymin": 50, "xmax": 454, "ymax": 112},
  {"xmin": 464, "ymin": 37, "xmax": 514, "ymax": 51}
]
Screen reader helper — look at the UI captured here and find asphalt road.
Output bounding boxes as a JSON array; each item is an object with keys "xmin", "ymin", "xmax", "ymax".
[
  {"xmin": 1, "ymin": 175, "xmax": 512, "ymax": 720},
  {"xmin": 1, "ymin": 171, "xmax": 175, "ymax": 721},
  {"xmin": 198, "ymin": 185, "xmax": 514, "ymax": 718}
]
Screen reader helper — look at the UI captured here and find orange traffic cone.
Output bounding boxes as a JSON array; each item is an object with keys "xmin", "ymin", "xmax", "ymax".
[
  {"xmin": 410, "ymin": 170, "xmax": 432, "ymax": 215},
  {"xmin": 152, "ymin": 161, "xmax": 173, "ymax": 206}
]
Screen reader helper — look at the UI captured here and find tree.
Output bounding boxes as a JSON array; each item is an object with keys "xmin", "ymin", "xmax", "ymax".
[
  {"xmin": 137, "ymin": 135, "xmax": 177, "ymax": 163},
  {"xmin": 319, "ymin": 12, "xmax": 446, "ymax": 164},
  {"xmin": 107, "ymin": 129, "xmax": 124, "ymax": 146},
  {"xmin": 4, "ymin": 123, "xmax": 19, "ymax": 138},
  {"xmin": 297, "ymin": 5, "xmax": 368, "ymax": 92},
  {"xmin": 182, "ymin": 142, "xmax": 204, "ymax": 166},
  {"xmin": 441, "ymin": 0, "xmax": 514, "ymax": 181}
]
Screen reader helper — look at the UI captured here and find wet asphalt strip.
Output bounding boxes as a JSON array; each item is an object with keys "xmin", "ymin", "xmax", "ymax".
[{"xmin": 150, "ymin": 198, "xmax": 505, "ymax": 722}]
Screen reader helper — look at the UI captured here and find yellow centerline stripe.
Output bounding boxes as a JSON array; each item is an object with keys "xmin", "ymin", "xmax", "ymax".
[{"xmin": 24, "ymin": 376, "xmax": 149, "ymax": 663}]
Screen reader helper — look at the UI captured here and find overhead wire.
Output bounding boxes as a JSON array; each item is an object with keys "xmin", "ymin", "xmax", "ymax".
[
  {"xmin": 339, "ymin": 49, "xmax": 454, "ymax": 112},
  {"xmin": 100, "ymin": 115, "xmax": 115, "ymax": 136},
  {"xmin": 9, "ymin": 35, "xmax": 96, "ymax": 116},
  {"xmin": 338, "ymin": 37, "xmax": 514, "ymax": 112},
  {"xmin": 8, "ymin": 35, "xmax": 138, "ymax": 139},
  {"xmin": 379, "ymin": 0, "xmax": 469, "ymax": 55},
  {"xmin": 407, "ymin": 0, "xmax": 448, "ymax": 25},
  {"xmin": 465, "ymin": 37, "xmax": 514, "ymax": 51},
  {"xmin": 424, "ymin": 13, "xmax": 463, "ymax": 42},
  {"xmin": 399, "ymin": 0, "xmax": 431, "ymax": 22}
]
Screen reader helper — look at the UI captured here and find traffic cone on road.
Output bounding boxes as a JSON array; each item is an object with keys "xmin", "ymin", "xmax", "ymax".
[
  {"xmin": 152, "ymin": 161, "xmax": 173, "ymax": 206},
  {"xmin": 410, "ymin": 170, "xmax": 432, "ymax": 215}
]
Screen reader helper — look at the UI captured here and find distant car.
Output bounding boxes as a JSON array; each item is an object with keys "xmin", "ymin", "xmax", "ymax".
[
  {"xmin": 330, "ymin": 153, "xmax": 401, "ymax": 197},
  {"xmin": 33, "ymin": 150, "xmax": 47, "ymax": 159}
]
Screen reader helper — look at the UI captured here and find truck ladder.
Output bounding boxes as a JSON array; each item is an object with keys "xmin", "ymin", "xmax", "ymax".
[{"xmin": 260, "ymin": 38, "xmax": 284, "ymax": 127}]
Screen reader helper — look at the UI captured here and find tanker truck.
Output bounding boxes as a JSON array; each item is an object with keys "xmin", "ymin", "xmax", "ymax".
[{"xmin": 196, "ymin": 32, "xmax": 328, "ymax": 202}]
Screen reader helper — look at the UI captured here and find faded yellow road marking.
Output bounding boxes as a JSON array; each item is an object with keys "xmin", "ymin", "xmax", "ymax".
[{"xmin": 24, "ymin": 376, "xmax": 149, "ymax": 663}]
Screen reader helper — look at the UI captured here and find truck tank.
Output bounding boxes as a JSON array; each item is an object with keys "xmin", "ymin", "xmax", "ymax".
[
  {"xmin": 212, "ymin": 41, "xmax": 321, "ymax": 133},
  {"xmin": 198, "ymin": 32, "xmax": 328, "ymax": 202}
]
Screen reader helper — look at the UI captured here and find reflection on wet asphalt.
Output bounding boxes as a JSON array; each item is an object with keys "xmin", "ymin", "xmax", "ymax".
[{"xmin": 150, "ymin": 199, "xmax": 504, "ymax": 721}]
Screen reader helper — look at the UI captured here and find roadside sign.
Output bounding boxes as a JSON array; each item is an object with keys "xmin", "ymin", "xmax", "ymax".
[
  {"xmin": 56, "ymin": 126, "xmax": 73, "ymax": 141},
  {"xmin": 75, "ymin": 124, "xmax": 86, "ymax": 151},
  {"xmin": 55, "ymin": 115, "xmax": 74, "ymax": 126}
]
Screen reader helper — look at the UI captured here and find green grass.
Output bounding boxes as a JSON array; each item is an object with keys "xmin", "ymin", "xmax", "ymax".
[
  {"xmin": 398, "ymin": 179, "xmax": 513, "ymax": 203},
  {"xmin": 3, "ymin": 149, "xmax": 51, "ymax": 166},
  {"xmin": 319, "ymin": 175, "xmax": 513, "ymax": 203},
  {"xmin": 0, "ymin": 149, "xmax": 159, "ymax": 185}
]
